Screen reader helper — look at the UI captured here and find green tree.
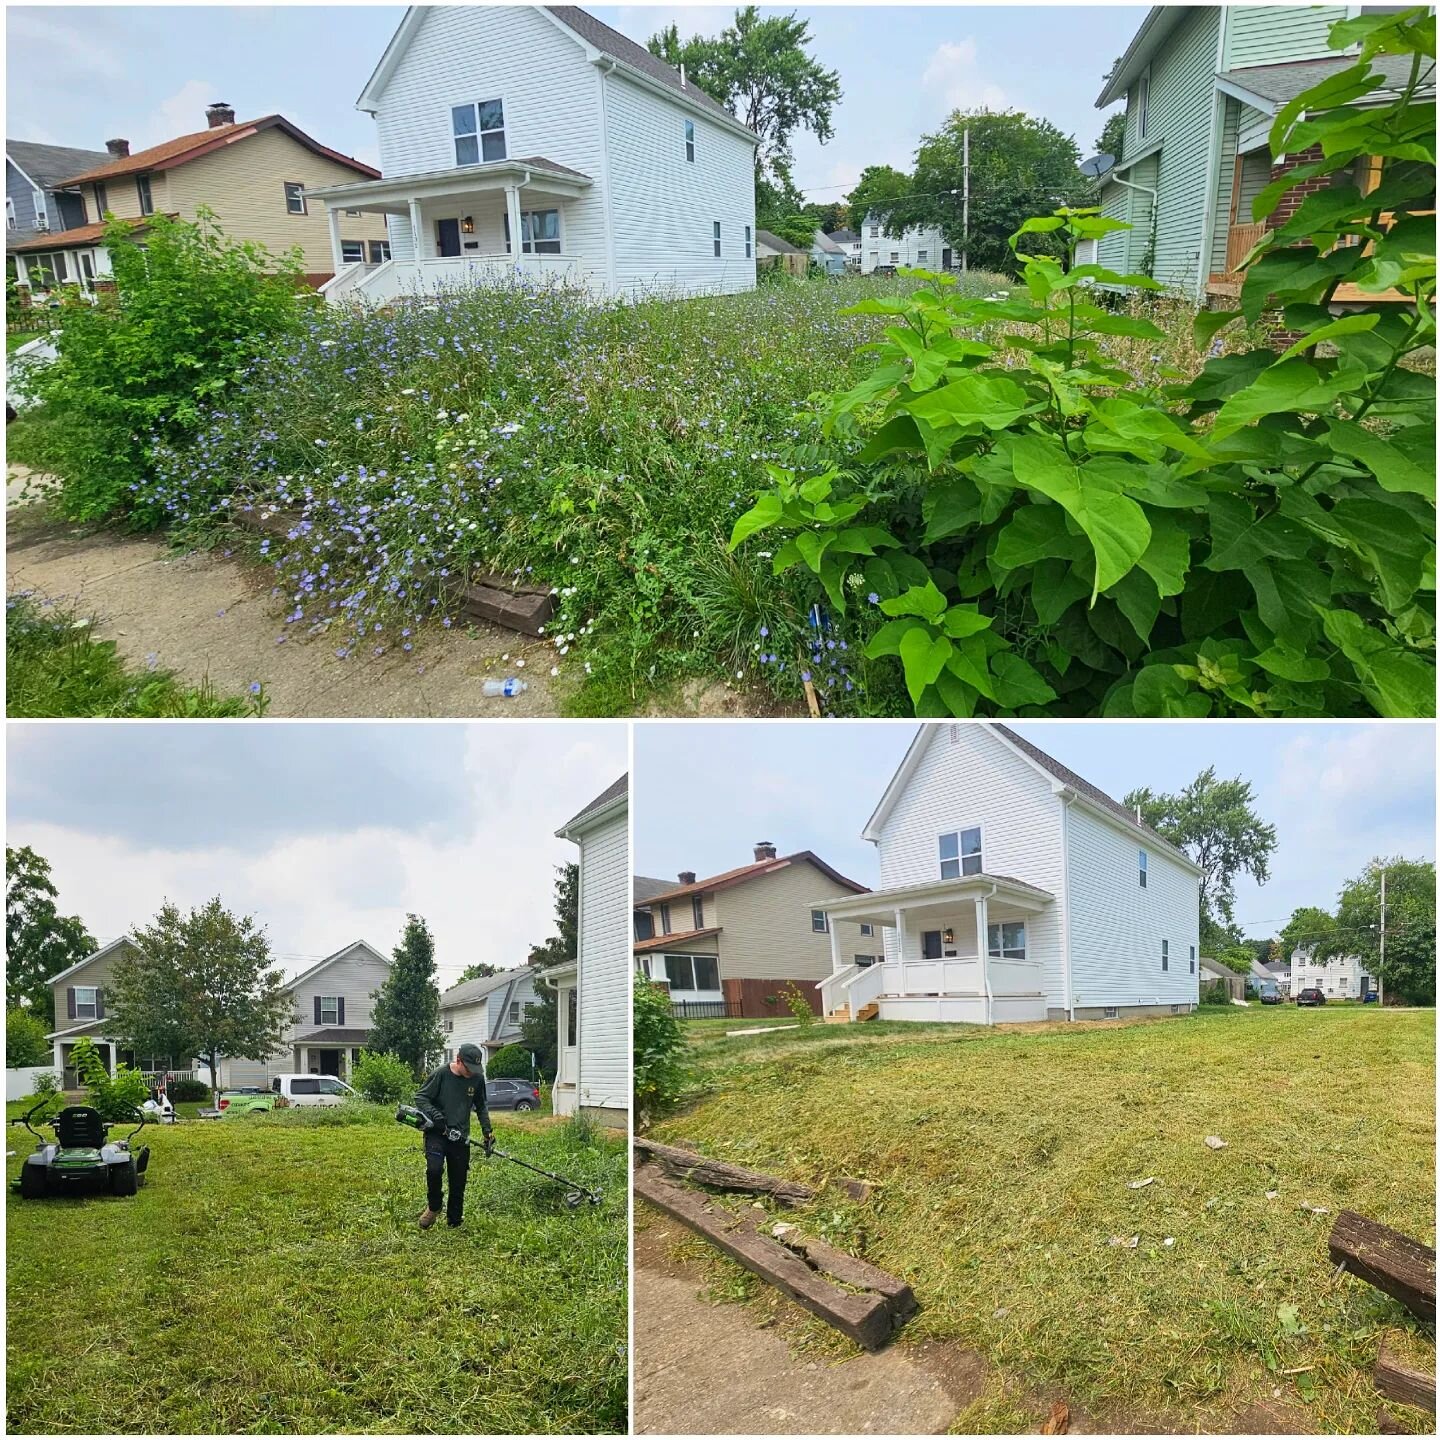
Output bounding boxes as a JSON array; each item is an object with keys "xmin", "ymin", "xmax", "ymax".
[
  {"xmin": 808, "ymin": 200, "xmax": 849, "ymax": 233},
  {"xmin": 634, "ymin": 975, "xmax": 687, "ymax": 1125},
  {"xmin": 369, "ymin": 916, "xmax": 444, "ymax": 1081},
  {"xmin": 520, "ymin": 863, "xmax": 580, "ymax": 1081},
  {"xmin": 1280, "ymin": 905, "xmax": 1338, "ymax": 961},
  {"xmin": 647, "ymin": 7, "xmax": 841, "ymax": 191},
  {"xmin": 6, "ymin": 845, "xmax": 96, "ymax": 1024},
  {"xmin": 350, "ymin": 1049, "xmax": 414, "ymax": 1105},
  {"xmin": 900, "ymin": 110, "xmax": 1084, "ymax": 272},
  {"xmin": 846, "ymin": 164, "xmax": 911, "ymax": 234},
  {"xmin": 106, "ymin": 899, "xmax": 293, "ymax": 1110},
  {"xmin": 7, "ymin": 1007, "xmax": 51, "ymax": 1068},
  {"xmin": 454, "ymin": 961, "xmax": 500, "ymax": 984},
  {"xmin": 1096, "ymin": 110, "xmax": 1126, "ymax": 162},
  {"xmin": 1321, "ymin": 858, "xmax": 1435, "ymax": 1005},
  {"xmin": 1126, "ymin": 769, "xmax": 1278, "ymax": 948}
]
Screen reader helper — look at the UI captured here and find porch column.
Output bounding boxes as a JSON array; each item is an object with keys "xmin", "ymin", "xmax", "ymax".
[
  {"xmin": 327, "ymin": 205, "xmax": 345, "ymax": 274},
  {"xmin": 14, "ymin": 254, "xmax": 30, "ymax": 290},
  {"xmin": 52, "ymin": 1039, "xmax": 64, "ymax": 1080},
  {"xmin": 504, "ymin": 183, "xmax": 524, "ymax": 267},
  {"xmin": 974, "ymin": 894, "xmax": 992, "ymax": 1024},
  {"xmin": 828, "ymin": 924, "xmax": 842, "ymax": 975},
  {"xmin": 893, "ymin": 907, "xmax": 908, "ymax": 996},
  {"xmin": 299, "ymin": 1045, "xmax": 309, "ymax": 1075},
  {"xmin": 408, "ymin": 198, "xmax": 425, "ymax": 260}
]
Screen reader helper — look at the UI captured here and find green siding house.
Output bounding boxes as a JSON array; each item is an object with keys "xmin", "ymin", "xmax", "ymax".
[{"xmin": 1089, "ymin": 5, "xmax": 1432, "ymax": 301}]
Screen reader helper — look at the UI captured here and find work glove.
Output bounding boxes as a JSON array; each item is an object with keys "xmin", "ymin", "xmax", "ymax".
[
  {"xmin": 482, "ymin": 1132, "xmax": 496, "ymax": 1157},
  {"xmin": 445, "ymin": 1127, "xmax": 464, "ymax": 1143}
]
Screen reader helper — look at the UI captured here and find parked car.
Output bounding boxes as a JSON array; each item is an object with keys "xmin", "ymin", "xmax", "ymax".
[
  {"xmin": 220, "ymin": 1074, "xmax": 358, "ymax": 1114},
  {"xmin": 486, "ymin": 1078, "xmax": 541, "ymax": 1112},
  {"xmin": 1260, "ymin": 989, "xmax": 1282, "ymax": 1005},
  {"xmin": 1296, "ymin": 988, "xmax": 1327, "ymax": 1007}
]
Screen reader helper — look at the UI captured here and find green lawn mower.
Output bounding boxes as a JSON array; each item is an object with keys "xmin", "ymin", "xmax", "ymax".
[{"xmin": 9, "ymin": 1098, "xmax": 151, "ymax": 1199}]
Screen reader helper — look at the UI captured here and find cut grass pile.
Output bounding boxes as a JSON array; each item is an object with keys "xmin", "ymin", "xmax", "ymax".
[
  {"xmin": 645, "ymin": 1005, "xmax": 1435, "ymax": 1434},
  {"xmin": 5, "ymin": 591, "xmax": 261, "ymax": 718},
  {"xmin": 6, "ymin": 1111, "xmax": 627, "ymax": 1434}
]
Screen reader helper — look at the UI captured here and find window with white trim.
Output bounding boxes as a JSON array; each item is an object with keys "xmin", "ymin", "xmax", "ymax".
[
  {"xmin": 987, "ymin": 922, "xmax": 1027, "ymax": 960},
  {"xmin": 369, "ymin": 239, "xmax": 391, "ymax": 263},
  {"xmin": 685, "ymin": 119, "xmax": 695, "ymax": 162},
  {"xmin": 284, "ymin": 182, "xmax": 307, "ymax": 216},
  {"xmin": 712, "ymin": 219, "xmax": 721, "ymax": 257},
  {"xmin": 508, "ymin": 1000, "xmax": 521, "ymax": 1024},
  {"xmin": 443, "ymin": 1017, "xmax": 454, "ymax": 1033},
  {"xmin": 1103, "ymin": 1006, "xmax": 1118, "ymax": 1019},
  {"xmin": 340, "ymin": 240, "xmax": 364, "ymax": 265},
  {"xmin": 917, "ymin": 248, "xmax": 928, "ymax": 263},
  {"xmin": 1189, "ymin": 945, "xmax": 1196, "ymax": 974},
  {"xmin": 5, "ymin": 197, "xmax": 15, "ymax": 230},
  {"xmin": 660, "ymin": 903, "xmax": 672, "ymax": 935},
  {"xmin": 453, "ymin": 99, "xmax": 506, "ymax": 165},
  {"xmin": 854, "ymin": 954, "xmax": 878, "ymax": 967},
  {"xmin": 859, "ymin": 922, "xmax": 874, "ymax": 937},
  {"xmin": 691, "ymin": 896, "xmax": 704, "ymax": 929},
  {"xmin": 136, "ymin": 174, "xmax": 154, "ymax": 216},
  {"xmin": 1161, "ymin": 940, "xmax": 1169, "ymax": 972},
  {"xmin": 889, "ymin": 250, "xmax": 900, "ymax": 264},
  {"xmin": 73, "ymin": 985, "xmax": 98, "ymax": 1019},
  {"xmin": 939, "ymin": 827, "xmax": 982, "ymax": 879},
  {"xmin": 811, "ymin": 909, "xmax": 829, "ymax": 933},
  {"xmin": 319, "ymin": 996, "xmax": 340, "ymax": 1025},
  {"xmin": 664, "ymin": 954, "xmax": 720, "ymax": 993},
  {"xmin": 503, "ymin": 208, "xmax": 560, "ymax": 254},
  {"xmin": 744, "ymin": 224, "xmax": 751, "ymax": 258},
  {"xmin": 1136, "ymin": 69, "xmax": 1151, "ymax": 140},
  {"xmin": 1139, "ymin": 849, "xmax": 1148, "ymax": 888},
  {"xmin": 869, "ymin": 224, "xmax": 879, "ymax": 237},
  {"xmin": 31, "ymin": 189, "xmax": 47, "ymax": 228}
]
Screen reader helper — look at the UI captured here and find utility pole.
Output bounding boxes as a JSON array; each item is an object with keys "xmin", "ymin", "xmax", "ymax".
[
  {"xmin": 1377, "ymin": 867, "xmax": 1386, "ymax": 1006},
  {"xmin": 961, "ymin": 126, "xmax": 970, "ymax": 274}
]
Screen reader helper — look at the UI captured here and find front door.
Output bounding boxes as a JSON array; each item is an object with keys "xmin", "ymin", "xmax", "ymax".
[
  {"xmin": 435, "ymin": 218, "xmax": 461, "ymax": 257},
  {"xmin": 317, "ymin": 1049, "xmax": 341, "ymax": 1077},
  {"xmin": 942, "ymin": 247, "xmax": 953, "ymax": 270}
]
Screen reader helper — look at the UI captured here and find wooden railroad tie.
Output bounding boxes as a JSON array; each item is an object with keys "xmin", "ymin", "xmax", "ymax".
[{"xmin": 1328, "ymin": 1210, "xmax": 1436, "ymax": 1324}]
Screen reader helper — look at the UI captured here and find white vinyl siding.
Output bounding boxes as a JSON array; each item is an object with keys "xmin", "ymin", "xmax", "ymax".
[{"xmin": 575, "ymin": 802, "xmax": 629, "ymax": 1118}]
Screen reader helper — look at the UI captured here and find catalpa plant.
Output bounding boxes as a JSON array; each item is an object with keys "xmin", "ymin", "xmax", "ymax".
[{"xmin": 731, "ymin": 7, "xmax": 1435, "ymax": 718}]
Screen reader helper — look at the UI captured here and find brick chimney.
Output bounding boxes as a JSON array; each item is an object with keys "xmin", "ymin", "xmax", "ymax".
[
  {"xmin": 106, "ymin": 138, "xmax": 130, "ymax": 159},
  {"xmin": 205, "ymin": 102, "xmax": 236, "ymax": 129},
  {"xmin": 754, "ymin": 841, "xmax": 777, "ymax": 861},
  {"xmin": 678, "ymin": 871, "xmax": 696, "ymax": 885}
]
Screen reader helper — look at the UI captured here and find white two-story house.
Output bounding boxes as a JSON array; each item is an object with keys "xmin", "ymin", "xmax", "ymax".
[
  {"xmin": 310, "ymin": 5, "xmax": 759, "ymax": 305},
  {"xmin": 860, "ymin": 209, "xmax": 952, "ymax": 274},
  {"xmin": 439, "ymin": 966, "xmax": 542, "ymax": 1061},
  {"xmin": 1290, "ymin": 945, "xmax": 1375, "ymax": 1001},
  {"xmin": 816, "ymin": 724, "xmax": 1202, "ymax": 1025}
]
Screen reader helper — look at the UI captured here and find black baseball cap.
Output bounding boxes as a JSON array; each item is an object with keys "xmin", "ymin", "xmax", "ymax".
[{"xmin": 457, "ymin": 1043, "xmax": 485, "ymax": 1071}]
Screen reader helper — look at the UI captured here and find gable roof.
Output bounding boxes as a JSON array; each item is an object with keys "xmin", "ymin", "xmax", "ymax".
[
  {"xmin": 638, "ymin": 851, "xmax": 867, "ymax": 908},
  {"xmin": 8, "ymin": 141, "xmax": 111, "ymax": 193},
  {"xmin": 812, "ymin": 229, "xmax": 845, "ymax": 253},
  {"xmin": 283, "ymin": 939, "xmax": 389, "ymax": 991},
  {"xmin": 53, "ymin": 116, "xmax": 379, "ymax": 187},
  {"xmin": 1215, "ymin": 52, "xmax": 1432, "ymax": 112},
  {"xmin": 1095, "ymin": 7, "xmax": 1191, "ymax": 108},
  {"xmin": 633, "ymin": 875, "xmax": 673, "ymax": 904},
  {"xmin": 558, "ymin": 773, "xmax": 628, "ymax": 838},
  {"xmin": 440, "ymin": 966, "xmax": 533, "ymax": 1007},
  {"xmin": 827, "ymin": 228, "xmax": 859, "ymax": 244},
  {"xmin": 45, "ymin": 936, "xmax": 137, "ymax": 988},
  {"xmin": 756, "ymin": 229, "xmax": 802, "ymax": 254}
]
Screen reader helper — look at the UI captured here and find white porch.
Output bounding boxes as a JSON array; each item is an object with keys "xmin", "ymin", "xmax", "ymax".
[
  {"xmin": 309, "ymin": 157, "xmax": 594, "ymax": 305},
  {"xmin": 816, "ymin": 875, "xmax": 1056, "ymax": 1026}
]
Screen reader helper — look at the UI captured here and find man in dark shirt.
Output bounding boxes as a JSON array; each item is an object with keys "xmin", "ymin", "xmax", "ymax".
[{"xmin": 414, "ymin": 1043, "xmax": 494, "ymax": 1230}]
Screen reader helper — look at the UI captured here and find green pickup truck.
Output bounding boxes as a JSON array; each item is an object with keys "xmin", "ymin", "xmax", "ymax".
[{"xmin": 219, "ymin": 1075, "xmax": 359, "ymax": 1115}]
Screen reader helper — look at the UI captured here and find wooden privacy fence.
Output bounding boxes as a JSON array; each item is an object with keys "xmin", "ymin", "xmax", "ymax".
[{"xmin": 722, "ymin": 975, "xmax": 821, "ymax": 1019}]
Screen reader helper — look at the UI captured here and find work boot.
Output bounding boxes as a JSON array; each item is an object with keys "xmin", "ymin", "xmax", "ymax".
[{"xmin": 418, "ymin": 1208, "xmax": 439, "ymax": 1230}]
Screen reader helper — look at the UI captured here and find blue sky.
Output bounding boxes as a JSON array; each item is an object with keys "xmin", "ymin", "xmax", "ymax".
[
  {"xmin": 5, "ymin": 5, "xmax": 1137, "ymax": 195},
  {"xmin": 634, "ymin": 722, "xmax": 1438, "ymax": 938}
]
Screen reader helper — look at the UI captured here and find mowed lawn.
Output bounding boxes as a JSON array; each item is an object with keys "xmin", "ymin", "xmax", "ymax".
[
  {"xmin": 7, "ymin": 1109, "xmax": 627, "ymax": 1434},
  {"xmin": 647, "ymin": 1005, "xmax": 1435, "ymax": 1434}
]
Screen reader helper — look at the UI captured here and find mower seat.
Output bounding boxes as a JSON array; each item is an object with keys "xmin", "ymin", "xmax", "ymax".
[{"xmin": 53, "ymin": 1106, "xmax": 107, "ymax": 1147}]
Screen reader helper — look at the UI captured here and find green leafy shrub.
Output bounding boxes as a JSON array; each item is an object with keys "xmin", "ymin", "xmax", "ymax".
[
  {"xmin": 350, "ymin": 1049, "xmax": 415, "ymax": 1105},
  {"xmin": 6, "ymin": 1007, "xmax": 50, "ymax": 1067},
  {"xmin": 166, "ymin": 1077, "xmax": 210, "ymax": 1102},
  {"xmin": 634, "ymin": 976, "xmax": 687, "ymax": 1126},
  {"xmin": 14, "ymin": 210, "xmax": 310, "ymax": 521},
  {"xmin": 780, "ymin": 982, "xmax": 816, "ymax": 1025},
  {"xmin": 1200, "ymin": 980, "xmax": 1233, "ymax": 1007},
  {"xmin": 70, "ymin": 1036, "xmax": 149, "ymax": 1120},
  {"xmin": 730, "ymin": 9, "xmax": 1435, "ymax": 718},
  {"xmin": 486, "ymin": 1043, "xmax": 535, "ymax": 1080},
  {"xmin": 30, "ymin": 1070, "xmax": 61, "ymax": 1100}
]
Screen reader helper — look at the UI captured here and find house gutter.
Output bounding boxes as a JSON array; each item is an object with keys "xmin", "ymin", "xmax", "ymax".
[
  {"xmin": 1058, "ymin": 791, "xmax": 1077, "ymax": 1022},
  {"xmin": 1195, "ymin": 6, "xmax": 1231, "ymax": 301}
]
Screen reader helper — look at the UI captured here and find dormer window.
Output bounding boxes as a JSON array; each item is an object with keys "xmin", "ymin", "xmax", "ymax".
[
  {"xmin": 453, "ymin": 99, "xmax": 506, "ymax": 165},
  {"xmin": 939, "ymin": 827, "xmax": 982, "ymax": 879},
  {"xmin": 685, "ymin": 119, "xmax": 695, "ymax": 162}
]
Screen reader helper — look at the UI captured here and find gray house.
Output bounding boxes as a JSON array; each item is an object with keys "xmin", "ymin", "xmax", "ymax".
[
  {"xmin": 439, "ymin": 967, "xmax": 542, "ymax": 1062},
  {"xmin": 6, "ymin": 140, "xmax": 111, "ymax": 288}
]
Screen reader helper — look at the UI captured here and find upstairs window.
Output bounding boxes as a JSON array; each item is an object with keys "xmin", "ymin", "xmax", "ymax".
[
  {"xmin": 73, "ymin": 985, "xmax": 98, "ymax": 1019},
  {"xmin": 939, "ymin": 827, "xmax": 982, "ymax": 879},
  {"xmin": 508, "ymin": 1000, "xmax": 521, "ymax": 1024},
  {"xmin": 987, "ymin": 922, "xmax": 1027, "ymax": 961},
  {"xmin": 660, "ymin": 903, "xmax": 672, "ymax": 935},
  {"xmin": 685, "ymin": 119, "xmax": 695, "ymax": 162},
  {"xmin": 1136, "ymin": 69, "xmax": 1151, "ymax": 140},
  {"xmin": 453, "ymin": 98, "xmax": 506, "ymax": 165},
  {"xmin": 1161, "ymin": 940, "xmax": 1169, "ymax": 973},
  {"xmin": 284, "ymin": 182, "xmax": 307, "ymax": 215},
  {"xmin": 744, "ymin": 224, "xmax": 752, "ymax": 258},
  {"xmin": 634, "ymin": 910, "xmax": 655, "ymax": 941},
  {"xmin": 5, "ymin": 197, "xmax": 14, "ymax": 230},
  {"xmin": 319, "ymin": 995, "xmax": 340, "ymax": 1025},
  {"xmin": 692, "ymin": 896, "xmax": 705, "ymax": 929},
  {"xmin": 811, "ymin": 909, "xmax": 829, "ymax": 933},
  {"xmin": 1139, "ymin": 850, "xmax": 1148, "ymax": 888},
  {"xmin": 712, "ymin": 219, "xmax": 721, "ymax": 257},
  {"xmin": 1189, "ymin": 945, "xmax": 1196, "ymax": 974},
  {"xmin": 869, "ymin": 223, "xmax": 879, "ymax": 237},
  {"xmin": 31, "ymin": 189, "xmax": 48, "ymax": 228},
  {"xmin": 859, "ymin": 922, "xmax": 874, "ymax": 937},
  {"xmin": 136, "ymin": 174, "xmax": 154, "ymax": 216},
  {"xmin": 94, "ymin": 182, "xmax": 109, "ymax": 217}
]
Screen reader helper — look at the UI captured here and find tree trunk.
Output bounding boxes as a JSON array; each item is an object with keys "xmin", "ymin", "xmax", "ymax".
[{"xmin": 209, "ymin": 1049, "xmax": 221, "ymax": 1112}]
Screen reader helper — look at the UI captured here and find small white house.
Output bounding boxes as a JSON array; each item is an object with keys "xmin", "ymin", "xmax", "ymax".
[
  {"xmin": 439, "ymin": 966, "xmax": 541, "ymax": 1062},
  {"xmin": 310, "ymin": 5, "xmax": 759, "ymax": 305},
  {"xmin": 816, "ymin": 724, "xmax": 1203, "ymax": 1025},
  {"xmin": 548, "ymin": 774, "xmax": 629, "ymax": 1126},
  {"xmin": 860, "ymin": 209, "xmax": 952, "ymax": 274},
  {"xmin": 1291, "ymin": 945, "xmax": 1375, "ymax": 1000}
]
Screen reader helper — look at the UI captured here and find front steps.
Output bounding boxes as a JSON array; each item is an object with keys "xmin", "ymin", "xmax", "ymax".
[{"xmin": 824, "ymin": 1002, "xmax": 879, "ymax": 1024}]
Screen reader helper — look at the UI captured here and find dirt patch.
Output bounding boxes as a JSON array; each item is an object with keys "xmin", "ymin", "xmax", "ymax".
[{"xmin": 7, "ymin": 494, "xmax": 565, "ymax": 718}]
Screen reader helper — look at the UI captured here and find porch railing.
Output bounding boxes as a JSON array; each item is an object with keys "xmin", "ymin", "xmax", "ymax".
[
  {"xmin": 1226, "ymin": 221, "xmax": 1267, "ymax": 273},
  {"xmin": 819, "ymin": 963, "xmax": 858, "ymax": 1014}
]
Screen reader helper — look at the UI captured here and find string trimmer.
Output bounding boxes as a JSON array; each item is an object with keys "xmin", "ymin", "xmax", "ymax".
[{"xmin": 395, "ymin": 1104, "xmax": 602, "ymax": 1208}]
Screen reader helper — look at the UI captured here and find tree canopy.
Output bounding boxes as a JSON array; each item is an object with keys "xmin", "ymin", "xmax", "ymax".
[
  {"xmin": 647, "ymin": 6, "xmax": 841, "ymax": 194},
  {"xmin": 107, "ymin": 898, "xmax": 292, "ymax": 1108},
  {"xmin": 369, "ymin": 915, "xmax": 444, "ymax": 1080},
  {"xmin": 1280, "ymin": 905, "xmax": 1339, "ymax": 961},
  {"xmin": 455, "ymin": 961, "xmax": 500, "ymax": 984},
  {"xmin": 846, "ymin": 164, "xmax": 912, "ymax": 233},
  {"xmin": 1126, "ymin": 768, "xmax": 1278, "ymax": 950},
  {"xmin": 1095, "ymin": 110, "xmax": 1126, "ymax": 163},
  {"xmin": 1320, "ymin": 858, "xmax": 1435, "ymax": 1005},
  {"xmin": 6, "ymin": 845, "xmax": 96, "ymax": 1023},
  {"xmin": 520, "ymin": 862, "xmax": 579, "ymax": 1081}
]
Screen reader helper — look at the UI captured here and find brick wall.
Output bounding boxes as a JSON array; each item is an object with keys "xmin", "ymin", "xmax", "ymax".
[{"xmin": 1266, "ymin": 143, "xmax": 1329, "ymax": 229}]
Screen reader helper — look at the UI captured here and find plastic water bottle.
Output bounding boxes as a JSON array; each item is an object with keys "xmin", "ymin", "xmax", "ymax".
[{"xmin": 482, "ymin": 678, "xmax": 527, "ymax": 698}]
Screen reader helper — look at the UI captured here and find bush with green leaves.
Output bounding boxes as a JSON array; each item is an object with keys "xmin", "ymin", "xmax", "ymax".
[
  {"xmin": 166, "ymin": 1077, "xmax": 210, "ymax": 1103},
  {"xmin": 634, "ymin": 976, "xmax": 687, "ymax": 1126},
  {"xmin": 486, "ymin": 1043, "xmax": 535, "ymax": 1080},
  {"xmin": 13, "ymin": 210, "xmax": 310, "ymax": 521},
  {"xmin": 730, "ymin": 8, "xmax": 1434, "ymax": 718},
  {"xmin": 7, "ymin": 1007, "xmax": 51, "ymax": 1068},
  {"xmin": 350, "ymin": 1049, "xmax": 415, "ymax": 1105},
  {"xmin": 780, "ymin": 982, "xmax": 816, "ymax": 1025},
  {"xmin": 70, "ymin": 1036, "xmax": 150, "ymax": 1121}
]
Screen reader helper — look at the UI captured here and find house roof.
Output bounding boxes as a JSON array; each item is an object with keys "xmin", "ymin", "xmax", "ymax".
[
  {"xmin": 557, "ymin": 773, "xmax": 628, "ymax": 838},
  {"xmin": 44, "ymin": 936, "xmax": 136, "ymax": 988},
  {"xmin": 8, "ymin": 141, "xmax": 111, "ymax": 192},
  {"xmin": 812, "ymin": 229, "xmax": 845, "ymax": 253},
  {"xmin": 634, "ymin": 927, "xmax": 722, "ymax": 954},
  {"xmin": 1215, "ymin": 53, "xmax": 1432, "ymax": 112},
  {"xmin": 638, "ymin": 851, "xmax": 868, "ymax": 907},
  {"xmin": 827, "ymin": 228, "xmax": 859, "ymax": 244},
  {"xmin": 440, "ymin": 967, "xmax": 532, "ymax": 1007},
  {"xmin": 756, "ymin": 229, "xmax": 802, "ymax": 254},
  {"xmin": 283, "ymin": 940, "xmax": 389, "ymax": 991},
  {"xmin": 1095, "ymin": 7, "xmax": 1190, "ymax": 108},
  {"xmin": 53, "ymin": 115, "xmax": 380, "ymax": 187},
  {"xmin": 11, "ymin": 215, "xmax": 163, "ymax": 254},
  {"xmin": 294, "ymin": 1026, "xmax": 374, "ymax": 1044},
  {"xmin": 633, "ymin": 875, "xmax": 674, "ymax": 904}
]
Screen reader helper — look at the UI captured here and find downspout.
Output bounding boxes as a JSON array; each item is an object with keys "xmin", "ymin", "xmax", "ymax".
[
  {"xmin": 596, "ymin": 57, "xmax": 618, "ymax": 295},
  {"xmin": 1059, "ymin": 790, "xmax": 1076, "ymax": 1021},
  {"xmin": 1110, "ymin": 173, "xmax": 1158, "ymax": 278},
  {"xmin": 1195, "ymin": 6, "xmax": 1231, "ymax": 301},
  {"xmin": 979, "ymin": 881, "xmax": 996, "ymax": 1026}
]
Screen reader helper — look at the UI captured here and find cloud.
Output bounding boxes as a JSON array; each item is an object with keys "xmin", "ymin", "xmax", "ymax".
[
  {"xmin": 132, "ymin": 80, "xmax": 218, "ymax": 148},
  {"xmin": 920, "ymin": 38, "xmax": 1009, "ymax": 117},
  {"xmin": 608, "ymin": 6, "xmax": 732, "ymax": 45}
]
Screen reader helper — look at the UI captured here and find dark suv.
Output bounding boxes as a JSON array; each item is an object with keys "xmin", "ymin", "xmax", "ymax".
[
  {"xmin": 486, "ymin": 1078, "xmax": 540, "ymax": 1112},
  {"xmin": 1296, "ymin": 987, "xmax": 1327, "ymax": 1007}
]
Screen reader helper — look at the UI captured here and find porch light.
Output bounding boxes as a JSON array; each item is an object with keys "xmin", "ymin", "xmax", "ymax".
[
  {"xmin": 461, "ymin": 215, "xmax": 474, "ymax": 234},
  {"xmin": 942, "ymin": 928, "xmax": 954, "ymax": 946}
]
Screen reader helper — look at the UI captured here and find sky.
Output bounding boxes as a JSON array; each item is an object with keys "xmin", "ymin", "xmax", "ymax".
[
  {"xmin": 633, "ymin": 722, "xmax": 1438, "ymax": 939},
  {"xmin": 7, "ymin": 721, "xmax": 628, "ymax": 986},
  {"xmin": 4, "ymin": 4, "xmax": 1137, "ymax": 195}
]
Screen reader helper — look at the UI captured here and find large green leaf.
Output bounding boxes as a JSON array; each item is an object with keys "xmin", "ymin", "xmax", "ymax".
[
  {"xmin": 1275, "ymin": 313, "xmax": 1380, "ymax": 362},
  {"xmin": 728, "ymin": 492, "xmax": 785, "ymax": 549},
  {"xmin": 879, "ymin": 580, "xmax": 949, "ymax": 623},
  {"xmin": 1325, "ymin": 419, "xmax": 1435, "ymax": 500},
  {"xmin": 1320, "ymin": 608, "xmax": 1436, "ymax": 717},
  {"xmin": 992, "ymin": 503, "xmax": 1085, "ymax": 569},
  {"xmin": 904, "ymin": 372, "xmax": 1035, "ymax": 431},
  {"xmin": 1135, "ymin": 510, "xmax": 1192, "ymax": 597},
  {"xmin": 1209, "ymin": 359, "xmax": 1359, "ymax": 437},
  {"xmin": 898, "ymin": 626, "xmax": 952, "ymax": 704},
  {"xmin": 989, "ymin": 651, "xmax": 1058, "ymax": 709}
]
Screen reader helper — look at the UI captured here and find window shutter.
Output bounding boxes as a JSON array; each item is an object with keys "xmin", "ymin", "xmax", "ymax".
[
  {"xmin": 314, "ymin": 995, "xmax": 322, "ymax": 1025},
  {"xmin": 95, "ymin": 988, "xmax": 105, "ymax": 1020},
  {"xmin": 67, "ymin": 987, "xmax": 76, "ymax": 1020},
  {"xmin": 337, "ymin": 997, "xmax": 345, "ymax": 1026}
]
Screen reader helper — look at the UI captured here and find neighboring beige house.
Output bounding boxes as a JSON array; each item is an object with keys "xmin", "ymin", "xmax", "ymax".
[
  {"xmin": 11, "ymin": 104, "xmax": 387, "ymax": 295},
  {"xmin": 633, "ymin": 843, "xmax": 870, "ymax": 1018},
  {"xmin": 46, "ymin": 937, "xmax": 391, "ymax": 1089}
]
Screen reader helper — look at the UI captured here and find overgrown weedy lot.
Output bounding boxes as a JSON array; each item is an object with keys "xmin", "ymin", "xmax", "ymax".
[
  {"xmin": 645, "ymin": 1006, "xmax": 1435, "ymax": 1434},
  {"xmin": 6, "ymin": 1107, "xmax": 626, "ymax": 1434}
]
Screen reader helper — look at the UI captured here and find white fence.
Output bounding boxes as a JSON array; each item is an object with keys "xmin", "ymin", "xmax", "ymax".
[{"xmin": 6, "ymin": 1066, "xmax": 59, "ymax": 1102}]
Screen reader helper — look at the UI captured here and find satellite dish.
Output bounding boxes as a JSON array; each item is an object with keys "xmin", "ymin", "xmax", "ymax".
[{"xmin": 1080, "ymin": 153, "xmax": 1116, "ymax": 180}]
